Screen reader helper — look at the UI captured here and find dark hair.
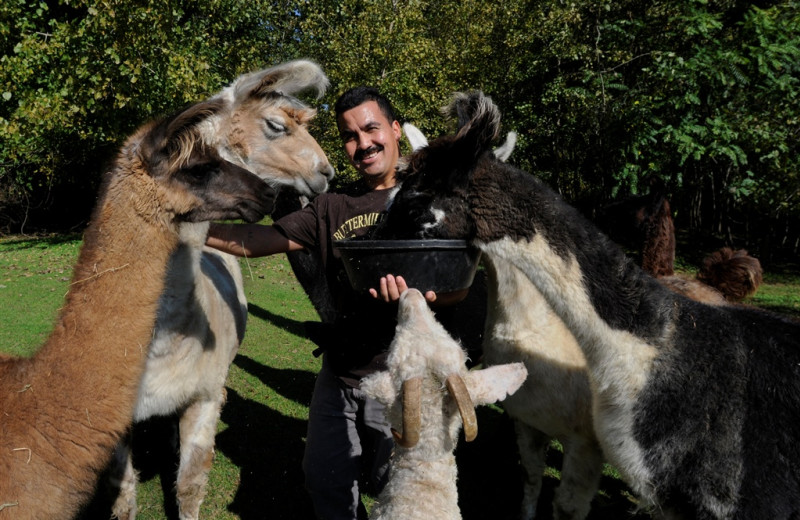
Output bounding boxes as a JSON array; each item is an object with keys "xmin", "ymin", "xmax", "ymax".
[{"xmin": 334, "ymin": 86, "xmax": 398, "ymax": 124}]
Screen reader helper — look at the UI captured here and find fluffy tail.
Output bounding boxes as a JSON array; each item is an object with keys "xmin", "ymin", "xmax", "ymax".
[{"xmin": 696, "ymin": 247, "xmax": 763, "ymax": 302}]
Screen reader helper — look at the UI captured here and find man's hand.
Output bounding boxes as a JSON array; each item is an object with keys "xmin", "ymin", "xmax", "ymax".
[
  {"xmin": 369, "ymin": 275, "xmax": 437, "ymax": 303},
  {"xmin": 369, "ymin": 274, "xmax": 469, "ymax": 306}
]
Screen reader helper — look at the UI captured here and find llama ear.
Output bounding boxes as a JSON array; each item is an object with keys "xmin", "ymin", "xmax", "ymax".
[
  {"xmin": 140, "ymin": 99, "xmax": 223, "ymax": 171},
  {"xmin": 360, "ymin": 371, "xmax": 397, "ymax": 407},
  {"xmin": 493, "ymin": 131, "xmax": 517, "ymax": 162},
  {"xmin": 232, "ymin": 59, "xmax": 329, "ymax": 101},
  {"xmin": 403, "ymin": 123, "xmax": 429, "ymax": 151},
  {"xmin": 463, "ymin": 363, "xmax": 527, "ymax": 406},
  {"xmin": 163, "ymin": 99, "xmax": 224, "ymax": 144}
]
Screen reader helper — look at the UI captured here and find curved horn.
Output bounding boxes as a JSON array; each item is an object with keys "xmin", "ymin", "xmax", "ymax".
[
  {"xmin": 445, "ymin": 374, "xmax": 478, "ymax": 442},
  {"xmin": 391, "ymin": 377, "xmax": 422, "ymax": 448}
]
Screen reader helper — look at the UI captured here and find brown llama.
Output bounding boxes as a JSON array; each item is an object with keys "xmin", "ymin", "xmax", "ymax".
[
  {"xmin": 103, "ymin": 59, "xmax": 334, "ymax": 520},
  {"xmin": 0, "ymin": 99, "xmax": 276, "ymax": 520},
  {"xmin": 599, "ymin": 181, "xmax": 762, "ymax": 303},
  {"xmin": 696, "ymin": 247, "xmax": 763, "ymax": 301}
]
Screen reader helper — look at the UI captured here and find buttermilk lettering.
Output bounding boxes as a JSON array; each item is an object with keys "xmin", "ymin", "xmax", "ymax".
[{"xmin": 333, "ymin": 212, "xmax": 384, "ymax": 240}]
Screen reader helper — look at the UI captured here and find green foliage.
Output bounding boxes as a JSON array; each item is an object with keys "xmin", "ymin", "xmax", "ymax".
[
  {"xmin": 295, "ymin": 0, "xmax": 799, "ymax": 235},
  {"xmin": 2, "ymin": 0, "xmax": 799, "ymax": 256},
  {"xmin": 294, "ymin": 0, "xmax": 516, "ymax": 182},
  {"xmin": 0, "ymin": 0, "xmax": 303, "ymax": 228},
  {"xmin": 621, "ymin": 2, "xmax": 800, "ymax": 212}
]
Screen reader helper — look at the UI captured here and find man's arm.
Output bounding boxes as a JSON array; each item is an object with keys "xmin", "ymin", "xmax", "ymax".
[{"xmin": 206, "ymin": 222, "xmax": 306, "ymax": 257}]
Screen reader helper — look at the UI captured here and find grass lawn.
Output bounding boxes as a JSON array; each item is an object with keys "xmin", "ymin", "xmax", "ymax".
[{"xmin": 1, "ymin": 233, "xmax": 798, "ymax": 519}]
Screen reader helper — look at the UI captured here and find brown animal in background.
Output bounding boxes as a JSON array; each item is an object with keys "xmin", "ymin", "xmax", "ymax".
[
  {"xmin": 697, "ymin": 247, "xmax": 763, "ymax": 302},
  {"xmin": 599, "ymin": 181, "xmax": 762, "ymax": 304},
  {"xmin": 0, "ymin": 99, "xmax": 276, "ymax": 520},
  {"xmin": 637, "ymin": 190, "xmax": 676, "ymax": 278}
]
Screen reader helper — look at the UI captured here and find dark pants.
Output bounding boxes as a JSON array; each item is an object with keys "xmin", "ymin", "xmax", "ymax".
[{"xmin": 302, "ymin": 355, "xmax": 394, "ymax": 520}]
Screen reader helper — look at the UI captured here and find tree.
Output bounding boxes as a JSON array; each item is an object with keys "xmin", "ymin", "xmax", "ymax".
[
  {"xmin": 0, "ymin": 0, "xmax": 303, "ymax": 231},
  {"xmin": 294, "ymin": 0, "xmax": 515, "ymax": 181},
  {"xmin": 2, "ymin": 0, "xmax": 799, "ymax": 260}
]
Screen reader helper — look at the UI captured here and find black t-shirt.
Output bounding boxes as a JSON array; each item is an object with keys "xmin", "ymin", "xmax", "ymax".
[{"xmin": 273, "ymin": 181, "xmax": 397, "ymax": 387}]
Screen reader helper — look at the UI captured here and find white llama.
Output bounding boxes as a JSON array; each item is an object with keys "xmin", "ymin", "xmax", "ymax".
[{"xmin": 361, "ymin": 289, "xmax": 527, "ymax": 520}]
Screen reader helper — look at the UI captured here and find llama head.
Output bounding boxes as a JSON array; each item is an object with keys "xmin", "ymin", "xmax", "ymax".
[
  {"xmin": 122, "ymin": 98, "xmax": 277, "ymax": 225},
  {"xmin": 697, "ymin": 247, "xmax": 763, "ymax": 301},
  {"xmin": 204, "ymin": 59, "xmax": 335, "ymax": 197},
  {"xmin": 377, "ymin": 91, "xmax": 504, "ymax": 241},
  {"xmin": 361, "ymin": 289, "xmax": 527, "ymax": 453}
]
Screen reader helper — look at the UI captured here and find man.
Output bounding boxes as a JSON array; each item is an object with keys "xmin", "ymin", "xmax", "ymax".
[{"xmin": 206, "ymin": 86, "xmax": 434, "ymax": 519}]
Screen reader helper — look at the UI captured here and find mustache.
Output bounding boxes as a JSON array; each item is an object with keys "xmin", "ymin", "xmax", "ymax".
[{"xmin": 354, "ymin": 145, "xmax": 382, "ymax": 162}]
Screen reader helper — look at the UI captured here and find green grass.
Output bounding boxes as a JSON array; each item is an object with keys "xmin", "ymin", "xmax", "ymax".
[
  {"xmin": 2, "ymin": 234, "xmax": 799, "ymax": 519},
  {"xmin": 749, "ymin": 272, "xmax": 800, "ymax": 317},
  {"xmin": 0, "ymin": 234, "xmax": 83, "ymax": 357}
]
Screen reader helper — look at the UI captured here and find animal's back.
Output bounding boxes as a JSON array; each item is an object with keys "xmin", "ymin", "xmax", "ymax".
[
  {"xmin": 633, "ymin": 302, "xmax": 800, "ymax": 517},
  {"xmin": 133, "ymin": 248, "xmax": 247, "ymax": 420},
  {"xmin": 735, "ymin": 306, "xmax": 800, "ymax": 518}
]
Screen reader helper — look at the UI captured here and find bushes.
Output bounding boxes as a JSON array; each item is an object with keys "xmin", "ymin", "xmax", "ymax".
[{"xmin": 2, "ymin": 0, "xmax": 799, "ymax": 259}]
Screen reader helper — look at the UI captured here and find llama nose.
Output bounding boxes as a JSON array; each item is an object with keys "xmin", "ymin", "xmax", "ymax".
[{"xmin": 321, "ymin": 163, "xmax": 335, "ymax": 181}]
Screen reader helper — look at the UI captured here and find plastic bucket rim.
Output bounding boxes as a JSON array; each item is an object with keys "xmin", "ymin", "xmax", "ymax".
[{"xmin": 333, "ymin": 238, "xmax": 471, "ymax": 251}]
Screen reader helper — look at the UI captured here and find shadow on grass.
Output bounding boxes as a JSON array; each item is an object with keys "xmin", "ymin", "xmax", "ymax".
[
  {"xmin": 456, "ymin": 406, "xmax": 523, "ymax": 519},
  {"xmin": 80, "ymin": 373, "xmax": 647, "ymax": 520},
  {"xmin": 215, "ymin": 358, "xmax": 317, "ymax": 519},
  {"xmin": 79, "ymin": 361, "xmax": 318, "ymax": 520},
  {"xmin": 456, "ymin": 406, "xmax": 646, "ymax": 520},
  {"xmin": 233, "ymin": 354, "xmax": 316, "ymax": 406},
  {"xmin": 753, "ymin": 303, "xmax": 800, "ymax": 320},
  {"xmin": 217, "ymin": 359, "xmax": 646, "ymax": 520},
  {"xmin": 0, "ymin": 232, "xmax": 82, "ymax": 250},
  {"xmin": 247, "ymin": 302, "xmax": 310, "ymax": 339},
  {"xmin": 78, "ymin": 416, "xmax": 182, "ymax": 519}
]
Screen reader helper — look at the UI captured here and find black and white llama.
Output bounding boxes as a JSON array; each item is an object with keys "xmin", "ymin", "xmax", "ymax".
[{"xmin": 375, "ymin": 91, "xmax": 800, "ymax": 519}]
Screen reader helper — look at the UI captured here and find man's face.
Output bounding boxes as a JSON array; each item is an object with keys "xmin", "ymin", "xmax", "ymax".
[{"xmin": 337, "ymin": 100, "xmax": 402, "ymax": 185}]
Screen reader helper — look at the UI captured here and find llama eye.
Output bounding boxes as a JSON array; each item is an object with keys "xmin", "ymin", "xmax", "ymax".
[
  {"xmin": 182, "ymin": 163, "xmax": 217, "ymax": 183},
  {"xmin": 265, "ymin": 119, "xmax": 286, "ymax": 133}
]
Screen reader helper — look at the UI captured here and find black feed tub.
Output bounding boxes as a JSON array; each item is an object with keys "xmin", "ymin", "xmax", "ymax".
[{"xmin": 334, "ymin": 239, "xmax": 481, "ymax": 294}]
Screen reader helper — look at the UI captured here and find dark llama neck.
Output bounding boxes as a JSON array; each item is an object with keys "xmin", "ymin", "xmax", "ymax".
[
  {"xmin": 0, "ymin": 169, "xmax": 180, "ymax": 517},
  {"xmin": 640, "ymin": 198, "xmax": 675, "ymax": 277},
  {"xmin": 469, "ymin": 164, "xmax": 676, "ymax": 349}
]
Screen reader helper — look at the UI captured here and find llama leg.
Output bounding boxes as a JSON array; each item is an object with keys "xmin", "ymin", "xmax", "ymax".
[
  {"xmin": 551, "ymin": 437, "xmax": 603, "ymax": 520},
  {"xmin": 514, "ymin": 421, "xmax": 550, "ymax": 520},
  {"xmin": 175, "ymin": 396, "xmax": 223, "ymax": 520},
  {"xmin": 110, "ymin": 439, "xmax": 139, "ymax": 520}
]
